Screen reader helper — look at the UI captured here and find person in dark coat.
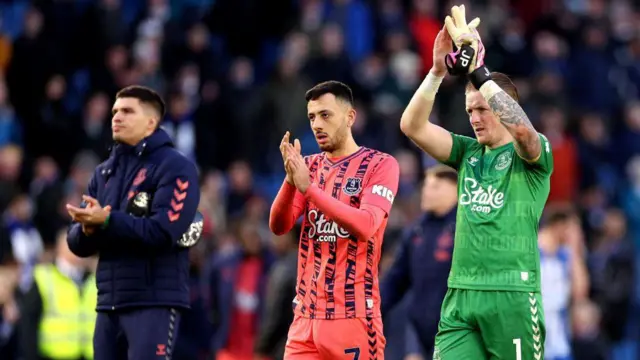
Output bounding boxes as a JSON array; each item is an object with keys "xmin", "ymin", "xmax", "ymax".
[
  {"xmin": 65, "ymin": 86, "xmax": 201, "ymax": 360},
  {"xmin": 381, "ymin": 165, "xmax": 458, "ymax": 358},
  {"xmin": 254, "ymin": 225, "xmax": 301, "ymax": 360}
]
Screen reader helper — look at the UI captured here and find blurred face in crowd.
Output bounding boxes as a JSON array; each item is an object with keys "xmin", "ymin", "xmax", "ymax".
[
  {"xmin": 111, "ymin": 97, "xmax": 158, "ymax": 145},
  {"xmin": 421, "ymin": 171, "xmax": 458, "ymax": 215},
  {"xmin": 308, "ymin": 93, "xmax": 355, "ymax": 154},
  {"xmin": 602, "ymin": 209, "xmax": 627, "ymax": 240},
  {"xmin": 228, "ymin": 161, "xmax": 252, "ymax": 192},
  {"xmin": 11, "ymin": 195, "xmax": 33, "ymax": 221},
  {"xmin": 0, "ymin": 145, "xmax": 23, "ymax": 181},
  {"xmin": 549, "ymin": 214, "xmax": 581, "ymax": 244},
  {"xmin": 56, "ymin": 228, "xmax": 87, "ymax": 268},
  {"xmin": 239, "ymin": 222, "xmax": 262, "ymax": 256},
  {"xmin": 465, "ymin": 89, "xmax": 509, "ymax": 146}
]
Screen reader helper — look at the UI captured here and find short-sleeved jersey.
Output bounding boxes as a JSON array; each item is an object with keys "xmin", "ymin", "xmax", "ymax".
[
  {"xmin": 442, "ymin": 133, "xmax": 553, "ymax": 292},
  {"xmin": 293, "ymin": 147, "xmax": 399, "ymax": 319}
]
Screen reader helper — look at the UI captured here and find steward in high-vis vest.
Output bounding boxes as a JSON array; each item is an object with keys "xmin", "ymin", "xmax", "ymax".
[{"xmin": 17, "ymin": 228, "xmax": 97, "ymax": 360}]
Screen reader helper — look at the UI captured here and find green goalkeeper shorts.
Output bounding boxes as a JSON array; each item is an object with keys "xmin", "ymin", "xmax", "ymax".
[{"xmin": 433, "ymin": 288, "xmax": 546, "ymax": 360}]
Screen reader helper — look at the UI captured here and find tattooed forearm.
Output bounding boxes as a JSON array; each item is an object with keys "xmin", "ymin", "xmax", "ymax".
[{"xmin": 487, "ymin": 91, "xmax": 541, "ymax": 161}]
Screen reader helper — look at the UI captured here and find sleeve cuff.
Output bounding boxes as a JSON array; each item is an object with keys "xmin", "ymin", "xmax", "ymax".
[{"xmin": 101, "ymin": 213, "xmax": 111, "ymax": 230}]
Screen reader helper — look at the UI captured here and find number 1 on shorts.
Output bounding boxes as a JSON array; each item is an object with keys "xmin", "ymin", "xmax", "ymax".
[{"xmin": 512, "ymin": 338, "xmax": 522, "ymax": 360}]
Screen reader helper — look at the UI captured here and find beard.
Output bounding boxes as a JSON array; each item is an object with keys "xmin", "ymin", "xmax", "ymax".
[{"xmin": 317, "ymin": 122, "xmax": 348, "ymax": 153}]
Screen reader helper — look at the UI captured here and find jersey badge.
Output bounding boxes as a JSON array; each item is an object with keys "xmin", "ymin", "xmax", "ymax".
[
  {"xmin": 343, "ymin": 177, "xmax": 362, "ymax": 196},
  {"xmin": 495, "ymin": 152, "xmax": 512, "ymax": 171}
]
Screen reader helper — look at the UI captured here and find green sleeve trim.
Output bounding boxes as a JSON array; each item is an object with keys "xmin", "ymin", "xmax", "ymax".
[{"xmin": 101, "ymin": 213, "xmax": 110, "ymax": 230}]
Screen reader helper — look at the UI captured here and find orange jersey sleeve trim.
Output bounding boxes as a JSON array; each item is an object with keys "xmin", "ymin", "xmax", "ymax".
[{"xmin": 269, "ymin": 180, "xmax": 306, "ymax": 235}]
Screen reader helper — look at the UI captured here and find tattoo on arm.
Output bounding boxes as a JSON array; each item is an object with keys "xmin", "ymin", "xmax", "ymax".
[{"xmin": 487, "ymin": 91, "xmax": 541, "ymax": 161}]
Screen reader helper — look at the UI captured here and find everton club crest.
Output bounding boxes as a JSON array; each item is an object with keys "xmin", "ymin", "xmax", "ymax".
[{"xmin": 343, "ymin": 177, "xmax": 362, "ymax": 196}]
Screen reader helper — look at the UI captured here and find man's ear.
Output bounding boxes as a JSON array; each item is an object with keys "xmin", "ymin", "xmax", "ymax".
[
  {"xmin": 347, "ymin": 108, "xmax": 357, "ymax": 128},
  {"xmin": 149, "ymin": 117, "xmax": 159, "ymax": 130}
]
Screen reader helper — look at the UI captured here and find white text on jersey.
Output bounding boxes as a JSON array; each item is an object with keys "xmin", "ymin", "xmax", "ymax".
[
  {"xmin": 372, "ymin": 185, "xmax": 395, "ymax": 203},
  {"xmin": 459, "ymin": 177, "xmax": 505, "ymax": 214},
  {"xmin": 307, "ymin": 209, "xmax": 351, "ymax": 242}
]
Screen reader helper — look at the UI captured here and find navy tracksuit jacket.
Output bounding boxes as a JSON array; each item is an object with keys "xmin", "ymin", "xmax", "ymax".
[
  {"xmin": 381, "ymin": 209, "xmax": 456, "ymax": 356},
  {"xmin": 67, "ymin": 129, "xmax": 200, "ymax": 360}
]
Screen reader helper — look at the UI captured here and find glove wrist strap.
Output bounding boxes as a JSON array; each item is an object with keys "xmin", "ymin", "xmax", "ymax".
[
  {"xmin": 445, "ymin": 44, "xmax": 476, "ymax": 76},
  {"xmin": 468, "ymin": 65, "xmax": 492, "ymax": 90}
]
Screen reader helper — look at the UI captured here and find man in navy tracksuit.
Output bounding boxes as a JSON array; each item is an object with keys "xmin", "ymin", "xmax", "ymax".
[
  {"xmin": 381, "ymin": 165, "xmax": 458, "ymax": 358},
  {"xmin": 65, "ymin": 86, "xmax": 200, "ymax": 360}
]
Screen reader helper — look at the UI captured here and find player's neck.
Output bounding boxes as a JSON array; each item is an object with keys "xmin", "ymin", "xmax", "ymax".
[
  {"xmin": 326, "ymin": 137, "xmax": 359, "ymax": 159},
  {"xmin": 487, "ymin": 132, "xmax": 514, "ymax": 150}
]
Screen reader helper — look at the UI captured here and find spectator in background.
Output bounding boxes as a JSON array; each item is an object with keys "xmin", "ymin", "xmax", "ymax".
[
  {"xmin": 409, "ymin": 0, "xmax": 440, "ymax": 76},
  {"xmin": 255, "ymin": 226, "xmax": 300, "ymax": 360},
  {"xmin": 572, "ymin": 300, "xmax": 608, "ymax": 360},
  {"xmin": 381, "ymin": 165, "xmax": 458, "ymax": 359},
  {"xmin": 162, "ymin": 91, "xmax": 196, "ymax": 160},
  {"xmin": 173, "ymin": 240, "xmax": 214, "ymax": 360},
  {"xmin": 539, "ymin": 106, "xmax": 578, "ymax": 204},
  {"xmin": 16, "ymin": 228, "xmax": 96, "ymax": 360},
  {"xmin": 225, "ymin": 160, "xmax": 256, "ymax": 216},
  {"xmin": 0, "ymin": 266, "xmax": 19, "ymax": 359},
  {"xmin": 29, "ymin": 157, "xmax": 64, "ymax": 252},
  {"xmin": 4, "ymin": 194, "xmax": 43, "ymax": 276},
  {"xmin": 539, "ymin": 208, "xmax": 590, "ymax": 360},
  {"xmin": 208, "ymin": 220, "xmax": 274, "ymax": 360},
  {"xmin": 616, "ymin": 101, "xmax": 640, "ymax": 170},
  {"xmin": 74, "ymin": 93, "xmax": 112, "ymax": 159},
  {"xmin": 588, "ymin": 209, "xmax": 636, "ymax": 352},
  {"xmin": 621, "ymin": 155, "xmax": 640, "ymax": 248},
  {"xmin": 0, "ymin": 145, "xmax": 23, "ymax": 214},
  {"xmin": 576, "ymin": 114, "xmax": 617, "ymax": 196},
  {"xmin": 0, "ymin": 78, "xmax": 22, "ymax": 148}
]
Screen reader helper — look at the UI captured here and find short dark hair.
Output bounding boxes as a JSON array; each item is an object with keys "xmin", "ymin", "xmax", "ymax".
[
  {"xmin": 466, "ymin": 72, "xmax": 519, "ymax": 102},
  {"xmin": 116, "ymin": 85, "xmax": 166, "ymax": 118},
  {"xmin": 426, "ymin": 164, "xmax": 458, "ymax": 183},
  {"xmin": 305, "ymin": 80, "xmax": 354, "ymax": 105},
  {"xmin": 545, "ymin": 207, "xmax": 575, "ymax": 226}
]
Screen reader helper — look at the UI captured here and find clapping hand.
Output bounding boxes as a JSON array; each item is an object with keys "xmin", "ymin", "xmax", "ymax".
[
  {"xmin": 443, "ymin": 5, "xmax": 483, "ymax": 75},
  {"xmin": 282, "ymin": 136, "xmax": 310, "ymax": 194},
  {"xmin": 280, "ymin": 131, "xmax": 301, "ymax": 185},
  {"xmin": 66, "ymin": 195, "xmax": 112, "ymax": 235},
  {"xmin": 432, "ymin": 25, "xmax": 454, "ymax": 77}
]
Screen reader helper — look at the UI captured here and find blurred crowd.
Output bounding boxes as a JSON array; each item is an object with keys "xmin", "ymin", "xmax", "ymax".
[{"xmin": 0, "ymin": 0, "xmax": 639, "ymax": 359}]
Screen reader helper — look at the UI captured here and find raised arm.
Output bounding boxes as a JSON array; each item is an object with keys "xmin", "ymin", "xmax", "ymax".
[
  {"xmin": 270, "ymin": 133, "xmax": 307, "ymax": 235},
  {"xmin": 399, "ymin": 27, "xmax": 453, "ymax": 162},
  {"xmin": 480, "ymin": 81, "xmax": 542, "ymax": 162},
  {"xmin": 269, "ymin": 180, "xmax": 306, "ymax": 235},
  {"xmin": 440, "ymin": 5, "xmax": 543, "ymax": 163}
]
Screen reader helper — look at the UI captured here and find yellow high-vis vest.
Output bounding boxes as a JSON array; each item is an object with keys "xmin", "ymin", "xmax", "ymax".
[{"xmin": 33, "ymin": 264, "xmax": 97, "ymax": 359}]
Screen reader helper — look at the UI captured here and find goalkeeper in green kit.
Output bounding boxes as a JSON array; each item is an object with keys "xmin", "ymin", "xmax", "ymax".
[{"xmin": 399, "ymin": 4, "xmax": 552, "ymax": 360}]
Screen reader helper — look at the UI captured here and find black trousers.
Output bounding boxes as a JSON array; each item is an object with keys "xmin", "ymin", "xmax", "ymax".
[{"xmin": 94, "ymin": 307, "xmax": 182, "ymax": 360}]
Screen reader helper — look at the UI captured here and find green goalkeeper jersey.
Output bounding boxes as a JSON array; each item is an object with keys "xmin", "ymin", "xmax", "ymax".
[{"xmin": 442, "ymin": 132, "xmax": 553, "ymax": 292}]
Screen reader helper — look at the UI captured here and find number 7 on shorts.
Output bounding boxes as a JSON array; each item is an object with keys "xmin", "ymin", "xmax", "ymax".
[{"xmin": 345, "ymin": 347, "xmax": 360, "ymax": 360}]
